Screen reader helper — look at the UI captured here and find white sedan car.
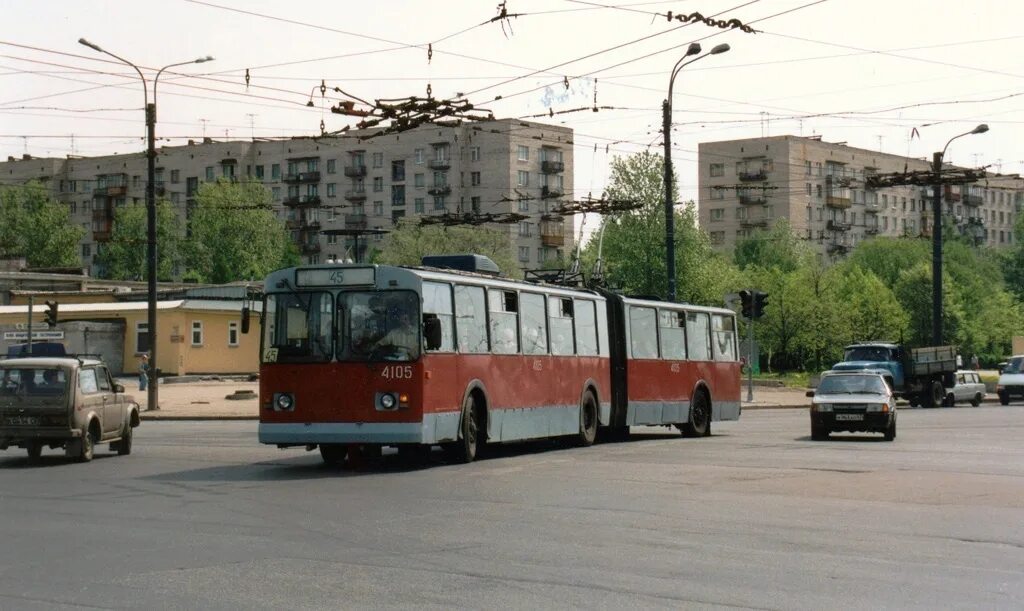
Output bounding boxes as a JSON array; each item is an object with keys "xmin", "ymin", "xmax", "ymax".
[{"xmin": 944, "ymin": 370, "xmax": 986, "ymax": 407}]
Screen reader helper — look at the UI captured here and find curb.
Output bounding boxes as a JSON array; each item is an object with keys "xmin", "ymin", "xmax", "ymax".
[{"xmin": 140, "ymin": 414, "xmax": 259, "ymax": 421}]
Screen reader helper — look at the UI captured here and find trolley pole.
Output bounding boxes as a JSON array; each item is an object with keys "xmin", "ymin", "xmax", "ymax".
[{"xmin": 26, "ymin": 296, "xmax": 34, "ymax": 355}]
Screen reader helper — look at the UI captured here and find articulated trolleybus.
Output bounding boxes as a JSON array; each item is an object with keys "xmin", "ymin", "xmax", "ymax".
[{"xmin": 258, "ymin": 256, "xmax": 741, "ymax": 463}]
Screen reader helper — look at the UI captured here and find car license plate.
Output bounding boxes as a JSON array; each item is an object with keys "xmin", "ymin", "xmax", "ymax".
[
  {"xmin": 5, "ymin": 416, "xmax": 39, "ymax": 426},
  {"xmin": 835, "ymin": 414, "xmax": 863, "ymax": 421}
]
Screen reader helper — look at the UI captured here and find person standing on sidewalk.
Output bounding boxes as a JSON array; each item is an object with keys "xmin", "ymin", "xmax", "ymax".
[{"xmin": 138, "ymin": 354, "xmax": 149, "ymax": 391}]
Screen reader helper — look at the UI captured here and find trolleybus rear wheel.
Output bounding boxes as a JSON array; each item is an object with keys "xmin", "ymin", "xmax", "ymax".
[
  {"xmin": 576, "ymin": 391, "xmax": 598, "ymax": 447},
  {"xmin": 680, "ymin": 392, "xmax": 710, "ymax": 438}
]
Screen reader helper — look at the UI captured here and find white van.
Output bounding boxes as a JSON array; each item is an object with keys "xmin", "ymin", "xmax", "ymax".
[{"xmin": 996, "ymin": 355, "xmax": 1024, "ymax": 405}]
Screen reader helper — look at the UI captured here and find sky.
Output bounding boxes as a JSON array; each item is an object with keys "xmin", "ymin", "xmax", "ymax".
[{"xmin": 3, "ymin": 0, "xmax": 1023, "ymax": 229}]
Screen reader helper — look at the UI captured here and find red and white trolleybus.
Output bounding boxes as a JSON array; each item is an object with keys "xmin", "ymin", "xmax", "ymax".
[{"xmin": 257, "ymin": 256, "xmax": 740, "ymax": 463}]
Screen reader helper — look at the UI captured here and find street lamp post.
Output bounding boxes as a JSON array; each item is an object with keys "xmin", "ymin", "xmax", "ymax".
[
  {"xmin": 79, "ymin": 39, "xmax": 213, "ymax": 411},
  {"xmin": 931, "ymin": 123, "xmax": 988, "ymax": 345},
  {"xmin": 663, "ymin": 42, "xmax": 730, "ymax": 302}
]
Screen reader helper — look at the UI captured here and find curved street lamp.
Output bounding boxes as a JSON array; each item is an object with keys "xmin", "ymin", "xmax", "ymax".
[
  {"xmin": 931, "ymin": 123, "xmax": 989, "ymax": 345},
  {"xmin": 663, "ymin": 43, "xmax": 730, "ymax": 301},
  {"xmin": 79, "ymin": 38, "xmax": 213, "ymax": 411}
]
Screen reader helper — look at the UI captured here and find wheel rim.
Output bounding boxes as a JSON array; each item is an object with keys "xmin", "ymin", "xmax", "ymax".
[
  {"xmin": 583, "ymin": 397, "xmax": 596, "ymax": 434},
  {"xmin": 694, "ymin": 400, "xmax": 708, "ymax": 430},
  {"xmin": 465, "ymin": 399, "xmax": 477, "ymax": 450}
]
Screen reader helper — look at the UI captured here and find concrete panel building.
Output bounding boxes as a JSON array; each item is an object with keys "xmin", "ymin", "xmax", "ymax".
[
  {"xmin": 697, "ymin": 135, "xmax": 1024, "ymax": 258},
  {"xmin": 1, "ymin": 119, "xmax": 574, "ymax": 276}
]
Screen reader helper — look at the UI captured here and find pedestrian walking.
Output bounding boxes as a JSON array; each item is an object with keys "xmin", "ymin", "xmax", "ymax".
[
  {"xmin": 138, "ymin": 354, "xmax": 149, "ymax": 391},
  {"xmin": 971, "ymin": 354, "xmax": 980, "ymax": 370}
]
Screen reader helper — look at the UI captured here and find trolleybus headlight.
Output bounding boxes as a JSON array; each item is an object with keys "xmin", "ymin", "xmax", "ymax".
[
  {"xmin": 380, "ymin": 393, "xmax": 397, "ymax": 410},
  {"xmin": 276, "ymin": 393, "xmax": 294, "ymax": 411}
]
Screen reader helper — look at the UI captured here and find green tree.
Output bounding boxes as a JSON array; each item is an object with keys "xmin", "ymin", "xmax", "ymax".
[
  {"xmin": 0, "ymin": 181, "xmax": 83, "ymax": 267},
  {"xmin": 734, "ymin": 219, "xmax": 812, "ymax": 273},
  {"xmin": 581, "ymin": 151, "xmax": 736, "ymax": 305},
  {"xmin": 97, "ymin": 200, "xmax": 184, "ymax": 281},
  {"xmin": 833, "ymin": 265, "xmax": 909, "ymax": 344},
  {"xmin": 186, "ymin": 179, "xmax": 299, "ymax": 283},
  {"xmin": 374, "ymin": 219, "xmax": 518, "ymax": 275}
]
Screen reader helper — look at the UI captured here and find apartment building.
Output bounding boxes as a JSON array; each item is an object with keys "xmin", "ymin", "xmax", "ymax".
[
  {"xmin": 697, "ymin": 135, "xmax": 1024, "ymax": 257},
  {"xmin": 0, "ymin": 118, "xmax": 573, "ymax": 276}
]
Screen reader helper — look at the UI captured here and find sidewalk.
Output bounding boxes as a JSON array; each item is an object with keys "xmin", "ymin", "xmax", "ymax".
[{"xmin": 118, "ymin": 378, "xmax": 260, "ymax": 420}]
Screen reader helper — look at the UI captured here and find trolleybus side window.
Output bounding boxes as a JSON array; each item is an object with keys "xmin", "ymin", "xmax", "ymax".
[
  {"xmin": 549, "ymin": 296, "xmax": 575, "ymax": 356},
  {"xmin": 574, "ymin": 299, "xmax": 599, "ymax": 356},
  {"xmin": 520, "ymin": 292, "xmax": 548, "ymax": 355},
  {"xmin": 422, "ymin": 282, "xmax": 454, "ymax": 352},
  {"xmin": 454, "ymin": 284, "xmax": 488, "ymax": 353},
  {"xmin": 263, "ymin": 292, "xmax": 333, "ymax": 363},
  {"xmin": 489, "ymin": 289, "xmax": 519, "ymax": 354},
  {"xmin": 711, "ymin": 313, "xmax": 738, "ymax": 362},
  {"xmin": 686, "ymin": 312, "xmax": 712, "ymax": 361},
  {"xmin": 628, "ymin": 305, "xmax": 658, "ymax": 359},
  {"xmin": 659, "ymin": 309, "xmax": 687, "ymax": 360}
]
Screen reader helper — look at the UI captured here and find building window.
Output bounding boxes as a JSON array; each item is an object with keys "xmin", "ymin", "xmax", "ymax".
[
  {"xmin": 81, "ymin": 243, "xmax": 91, "ymax": 258},
  {"xmin": 816, "ymin": 184, "xmax": 823, "ymax": 198},
  {"xmin": 414, "ymin": 173, "xmax": 425, "ymax": 188},
  {"xmin": 391, "ymin": 160, "xmax": 405, "ymax": 182},
  {"xmin": 271, "ymin": 164, "xmax": 281, "ymax": 179},
  {"xmin": 433, "ymin": 196, "xmax": 445, "ymax": 211},
  {"xmin": 272, "ymin": 187, "xmax": 281, "ymax": 201},
  {"xmin": 191, "ymin": 321, "xmax": 203, "ymax": 346},
  {"xmin": 205, "ymin": 167, "xmax": 214, "ymax": 181},
  {"xmin": 414, "ymin": 149, "xmax": 424, "ymax": 165},
  {"xmin": 373, "ymin": 201, "xmax": 384, "ymax": 215},
  {"xmin": 710, "ymin": 231, "xmax": 725, "ymax": 245},
  {"xmin": 470, "ymin": 146, "xmax": 481, "ymax": 162},
  {"xmin": 735, "ymin": 207, "xmax": 747, "ymax": 220},
  {"xmin": 327, "ymin": 183, "xmax": 336, "ymax": 197},
  {"xmin": 471, "ymin": 171, "xmax": 481, "ymax": 186},
  {"xmin": 135, "ymin": 322, "xmax": 150, "ymax": 354},
  {"xmin": 170, "ymin": 169, "xmax": 180, "ymax": 184},
  {"xmin": 518, "ymin": 246, "xmax": 530, "ymax": 262},
  {"xmin": 710, "ymin": 187, "xmax": 723, "ymax": 200},
  {"xmin": 470, "ymin": 196, "xmax": 481, "ymax": 212},
  {"xmin": 709, "ymin": 163, "xmax": 724, "ymax": 177},
  {"xmin": 326, "ymin": 233, "xmax": 337, "ymax": 244},
  {"xmin": 709, "ymin": 208, "xmax": 724, "ymax": 222},
  {"xmin": 414, "ymin": 198, "xmax": 425, "ymax": 213},
  {"xmin": 517, "ymin": 170, "xmax": 529, "ymax": 187},
  {"xmin": 228, "ymin": 322, "xmax": 239, "ymax": 347},
  {"xmin": 517, "ymin": 145, "xmax": 529, "ymax": 162},
  {"xmin": 392, "ymin": 185, "xmax": 405, "ymax": 206},
  {"xmin": 372, "ymin": 152, "xmax": 383, "ymax": 168},
  {"xmin": 518, "ymin": 198, "xmax": 529, "ymax": 212},
  {"xmin": 373, "ymin": 177, "xmax": 383, "ymax": 192},
  {"xmin": 518, "ymin": 221, "xmax": 531, "ymax": 236}
]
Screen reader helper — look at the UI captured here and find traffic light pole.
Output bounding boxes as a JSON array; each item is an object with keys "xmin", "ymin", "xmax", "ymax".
[{"xmin": 747, "ymin": 304, "xmax": 754, "ymax": 403}]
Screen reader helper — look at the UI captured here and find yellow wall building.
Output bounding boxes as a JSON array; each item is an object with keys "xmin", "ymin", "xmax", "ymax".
[{"xmin": 0, "ymin": 300, "xmax": 258, "ymax": 376}]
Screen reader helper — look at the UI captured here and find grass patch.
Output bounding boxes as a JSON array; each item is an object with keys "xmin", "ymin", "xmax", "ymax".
[{"xmin": 752, "ymin": 370, "xmax": 812, "ymax": 388}]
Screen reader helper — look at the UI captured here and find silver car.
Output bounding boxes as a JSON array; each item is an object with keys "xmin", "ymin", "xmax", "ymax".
[{"xmin": 944, "ymin": 370, "xmax": 986, "ymax": 407}]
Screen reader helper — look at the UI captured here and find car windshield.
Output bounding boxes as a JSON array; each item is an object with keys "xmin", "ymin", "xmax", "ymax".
[
  {"xmin": 337, "ymin": 291, "xmax": 420, "ymax": 362},
  {"xmin": 1003, "ymin": 357, "xmax": 1024, "ymax": 374},
  {"xmin": 262, "ymin": 292, "xmax": 334, "ymax": 364},
  {"xmin": 818, "ymin": 375, "xmax": 888, "ymax": 395},
  {"xmin": 0, "ymin": 367, "xmax": 69, "ymax": 398},
  {"xmin": 843, "ymin": 346, "xmax": 891, "ymax": 362}
]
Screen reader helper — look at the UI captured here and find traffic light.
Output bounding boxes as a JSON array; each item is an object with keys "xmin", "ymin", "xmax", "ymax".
[
  {"xmin": 44, "ymin": 300, "xmax": 59, "ymax": 328},
  {"xmin": 739, "ymin": 290, "xmax": 753, "ymax": 319},
  {"xmin": 752, "ymin": 291, "xmax": 769, "ymax": 319}
]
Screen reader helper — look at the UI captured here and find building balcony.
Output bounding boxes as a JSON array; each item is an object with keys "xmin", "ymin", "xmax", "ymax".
[
  {"xmin": 283, "ymin": 171, "xmax": 321, "ymax": 184},
  {"xmin": 344, "ymin": 189, "xmax": 367, "ymax": 202},
  {"xmin": 93, "ymin": 185, "xmax": 127, "ymax": 197},
  {"xmin": 541, "ymin": 185, "xmax": 563, "ymax": 199},
  {"xmin": 739, "ymin": 219, "xmax": 769, "ymax": 229},
  {"xmin": 826, "ymin": 174, "xmax": 853, "ymax": 188},
  {"xmin": 864, "ymin": 225, "xmax": 880, "ymax": 235},
  {"xmin": 428, "ymin": 159, "xmax": 451, "ymax": 171},
  {"xmin": 153, "ymin": 181, "xmax": 166, "ymax": 196},
  {"xmin": 864, "ymin": 203, "xmax": 880, "ymax": 214},
  {"xmin": 738, "ymin": 193, "xmax": 766, "ymax": 206},
  {"xmin": 285, "ymin": 219, "xmax": 301, "ymax": 230},
  {"xmin": 343, "ymin": 165, "xmax": 367, "ymax": 178},
  {"xmin": 964, "ymin": 194, "xmax": 983, "ymax": 207},
  {"xmin": 283, "ymin": 195, "xmax": 321, "ymax": 208},
  {"xmin": 91, "ymin": 209, "xmax": 114, "ymax": 222},
  {"xmin": 826, "ymin": 195, "xmax": 851, "ymax": 209},
  {"xmin": 345, "ymin": 213, "xmax": 368, "ymax": 229},
  {"xmin": 541, "ymin": 160, "xmax": 565, "ymax": 174},
  {"xmin": 301, "ymin": 220, "xmax": 322, "ymax": 231},
  {"xmin": 738, "ymin": 170, "xmax": 767, "ymax": 182},
  {"xmin": 826, "ymin": 220, "xmax": 851, "ymax": 232},
  {"xmin": 428, "ymin": 184, "xmax": 452, "ymax": 197},
  {"xmin": 300, "ymin": 242, "xmax": 321, "ymax": 255},
  {"xmin": 541, "ymin": 232, "xmax": 565, "ymax": 247},
  {"xmin": 827, "ymin": 242, "xmax": 851, "ymax": 256},
  {"xmin": 944, "ymin": 186, "xmax": 961, "ymax": 202}
]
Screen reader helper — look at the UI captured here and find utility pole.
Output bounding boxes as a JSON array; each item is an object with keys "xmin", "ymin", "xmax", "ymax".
[
  {"xmin": 747, "ymin": 304, "xmax": 754, "ymax": 403},
  {"xmin": 26, "ymin": 296, "xmax": 34, "ymax": 355}
]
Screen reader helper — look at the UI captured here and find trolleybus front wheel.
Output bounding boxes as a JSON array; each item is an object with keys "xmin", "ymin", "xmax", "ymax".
[{"xmin": 444, "ymin": 394, "xmax": 481, "ymax": 464}]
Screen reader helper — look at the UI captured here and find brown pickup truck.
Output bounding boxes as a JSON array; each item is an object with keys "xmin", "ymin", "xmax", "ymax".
[{"xmin": 0, "ymin": 356, "xmax": 140, "ymax": 462}]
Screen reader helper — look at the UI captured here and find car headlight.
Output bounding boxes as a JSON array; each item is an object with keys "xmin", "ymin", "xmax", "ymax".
[
  {"xmin": 275, "ymin": 393, "xmax": 294, "ymax": 411},
  {"xmin": 380, "ymin": 393, "xmax": 396, "ymax": 410},
  {"xmin": 815, "ymin": 403, "xmax": 832, "ymax": 412},
  {"xmin": 866, "ymin": 403, "xmax": 889, "ymax": 412}
]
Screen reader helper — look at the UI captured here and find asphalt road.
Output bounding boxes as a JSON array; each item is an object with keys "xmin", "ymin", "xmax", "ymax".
[{"xmin": 0, "ymin": 407, "xmax": 1022, "ymax": 610}]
